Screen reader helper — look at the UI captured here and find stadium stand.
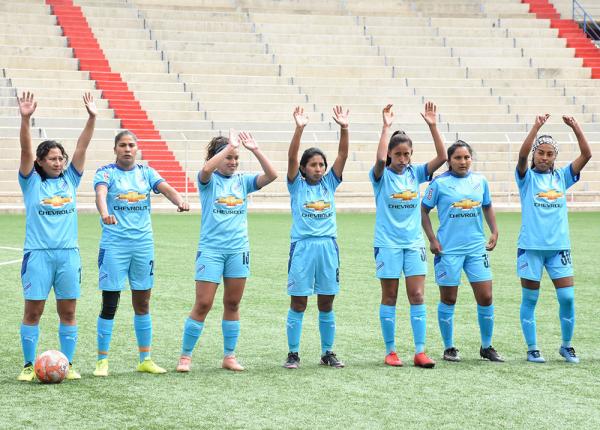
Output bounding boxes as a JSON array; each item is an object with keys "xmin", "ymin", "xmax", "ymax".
[{"xmin": 0, "ymin": 0, "xmax": 599, "ymax": 209}]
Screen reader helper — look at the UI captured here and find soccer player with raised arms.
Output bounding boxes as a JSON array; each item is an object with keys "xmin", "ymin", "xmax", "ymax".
[
  {"xmin": 93, "ymin": 130, "xmax": 189, "ymax": 377},
  {"xmin": 370, "ymin": 102, "xmax": 446, "ymax": 368},
  {"xmin": 283, "ymin": 106, "xmax": 349, "ymax": 369},
  {"xmin": 16, "ymin": 91, "xmax": 96, "ymax": 381},
  {"xmin": 176, "ymin": 131, "xmax": 277, "ymax": 372},
  {"xmin": 516, "ymin": 114, "xmax": 592, "ymax": 364},
  {"xmin": 421, "ymin": 141, "xmax": 504, "ymax": 363}
]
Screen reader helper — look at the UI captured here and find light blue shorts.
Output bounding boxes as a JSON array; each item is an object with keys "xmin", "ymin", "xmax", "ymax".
[
  {"xmin": 287, "ymin": 237, "xmax": 340, "ymax": 296},
  {"xmin": 434, "ymin": 253, "xmax": 492, "ymax": 286},
  {"xmin": 195, "ymin": 249, "xmax": 250, "ymax": 283},
  {"xmin": 517, "ymin": 248, "xmax": 573, "ymax": 281},
  {"xmin": 98, "ymin": 244, "xmax": 154, "ymax": 291},
  {"xmin": 21, "ymin": 249, "xmax": 81, "ymax": 300},
  {"xmin": 374, "ymin": 247, "xmax": 427, "ymax": 279}
]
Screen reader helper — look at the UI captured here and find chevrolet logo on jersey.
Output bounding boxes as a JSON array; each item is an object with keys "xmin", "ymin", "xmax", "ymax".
[
  {"xmin": 390, "ymin": 190, "xmax": 417, "ymax": 201},
  {"xmin": 536, "ymin": 189, "xmax": 563, "ymax": 201},
  {"xmin": 216, "ymin": 196, "xmax": 244, "ymax": 207},
  {"xmin": 117, "ymin": 191, "xmax": 148, "ymax": 203},
  {"xmin": 304, "ymin": 200, "xmax": 331, "ymax": 212},
  {"xmin": 452, "ymin": 199, "xmax": 481, "ymax": 210},
  {"xmin": 40, "ymin": 195, "xmax": 72, "ymax": 207}
]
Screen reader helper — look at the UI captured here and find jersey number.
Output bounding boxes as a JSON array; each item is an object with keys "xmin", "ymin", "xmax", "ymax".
[
  {"xmin": 149, "ymin": 260, "xmax": 154, "ymax": 276},
  {"xmin": 242, "ymin": 252, "xmax": 250, "ymax": 266},
  {"xmin": 559, "ymin": 251, "xmax": 572, "ymax": 266},
  {"xmin": 482, "ymin": 254, "xmax": 489, "ymax": 268}
]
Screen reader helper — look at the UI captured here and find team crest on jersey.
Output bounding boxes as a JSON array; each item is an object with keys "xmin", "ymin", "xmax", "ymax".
[
  {"xmin": 304, "ymin": 200, "xmax": 331, "ymax": 212},
  {"xmin": 215, "ymin": 195, "xmax": 244, "ymax": 207},
  {"xmin": 536, "ymin": 189, "xmax": 563, "ymax": 201},
  {"xmin": 40, "ymin": 195, "xmax": 72, "ymax": 208},
  {"xmin": 117, "ymin": 191, "xmax": 148, "ymax": 203},
  {"xmin": 103, "ymin": 171, "xmax": 110, "ymax": 182},
  {"xmin": 451, "ymin": 199, "xmax": 481, "ymax": 210},
  {"xmin": 390, "ymin": 190, "xmax": 417, "ymax": 201}
]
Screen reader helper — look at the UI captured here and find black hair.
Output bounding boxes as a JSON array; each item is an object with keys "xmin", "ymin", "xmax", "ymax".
[
  {"xmin": 114, "ymin": 130, "xmax": 138, "ymax": 148},
  {"xmin": 206, "ymin": 136, "xmax": 230, "ymax": 161},
  {"xmin": 446, "ymin": 140, "xmax": 473, "ymax": 172},
  {"xmin": 299, "ymin": 147, "xmax": 327, "ymax": 178},
  {"xmin": 386, "ymin": 130, "xmax": 413, "ymax": 166},
  {"xmin": 34, "ymin": 140, "xmax": 68, "ymax": 180}
]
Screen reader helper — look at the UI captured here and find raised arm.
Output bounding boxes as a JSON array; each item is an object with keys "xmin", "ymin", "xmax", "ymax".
[
  {"xmin": 518, "ymin": 114, "xmax": 549, "ymax": 177},
  {"xmin": 288, "ymin": 106, "xmax": 308, "ymax": 182},
  {"xmin": 199, "ymin": 130, "xmax": 239, "ymax": 184},
  {"xmin": 156, "ymin": 181, "xmax": 189, "ymax": 212},
  {"xmin": 239, "ymin": 131, "xmax": 277, "ymax": 189},
  {"xmin": 421, "ymin": 101, "xmax": 447, "ymax": 175},
  {"xmin": 331, "ymin": 105, "xmax": 349, "ymax": 179},
  {"xmin": 71, "ymin": 92, "xmax": 97, "ymax": 174},
  {"xmin": 373, "ymin": 104, "xmax": 393, "ymax": 180},
  {"xmin": 483, "ymin": 205, "xmax": 499, "ymax": 251},
  {"xmin": 95, "ymin": 184, "xmax": 117, "ymax": 225},
  {"xmin": 421, "ymin": 205, "xmax": 442, "ymax": 255},
  {"xmin": 17, "ymin": 92, "xmax": 37, "ymax": 176},
  {"xmin": 563, "ymin": 116, "xmax": 592, "ymax": 175}
]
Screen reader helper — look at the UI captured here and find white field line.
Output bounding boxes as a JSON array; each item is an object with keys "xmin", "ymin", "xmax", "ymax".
[{"xmin": 0, "ymin": 246, "xmax": 22, "ymax": 266}]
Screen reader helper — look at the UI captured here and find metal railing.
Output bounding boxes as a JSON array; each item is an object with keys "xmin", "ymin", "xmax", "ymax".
[{"xmin": 573, "ymin": 0, "xmax": 600, "ymax": 41}]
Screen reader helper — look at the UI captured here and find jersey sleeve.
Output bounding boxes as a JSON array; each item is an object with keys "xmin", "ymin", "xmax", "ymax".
[
  {"xmin": 323, "ymin": 169, "xmax": 342, "ymax": 192},
  {"xmin": 287, "ymin": 172, "xmax": 301, "ymax": 194},
  {"xmin": 64, "ymin": 163, "xmax": 83, "ymax": 189},
  {"xmin": 146, "ymin": 167, "xmax": 165, "ymax": 194},
  {"xmin": 93, "ymin": 167, "xmax": 110, "ymax": 190},
  {"xmin": 515, "ymin": 167, "xmax": 530, "ymax": 192},
  {"xmin": 482, "ymin": 176, "xmax": 492, "ymax": 207},
  {"xmin": 421, "ymin": 179, "xmax": 438, "ymax": 209},
  {"xmin": 243, "ymin": 173, "xmax": 260, "ymax": 194},
  {"xmin": 369, "ymin": 167, "xmax": 383, "ymax": 194},
  {"xmin": 416, "ymin": 163, "xmax": 431, "ymax": 183},
  {"xmin": 18, "ymin": 168, "xmax": 37, "ymax": 193},
  {"xmin": 561, "ymin": 164, "xmax": 580, "ymax": 189}
]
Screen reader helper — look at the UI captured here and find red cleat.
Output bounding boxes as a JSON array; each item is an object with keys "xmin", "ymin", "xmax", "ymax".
[
  {"xmin": 414, "ymin": 352, "xmax": 436, "ymax": 368},
  {"xmin": 384, "ymin": 351, "xmax": 403, "ymax": 367}
]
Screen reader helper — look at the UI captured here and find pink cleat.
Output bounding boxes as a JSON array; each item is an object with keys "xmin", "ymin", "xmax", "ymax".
[
  {"xmin": 176, "ymin": 356, "xmax": 192, "ymax": 373},
  {"xmin": 222, "ymin": 355, "xmax": 244, "ymax": 371}
]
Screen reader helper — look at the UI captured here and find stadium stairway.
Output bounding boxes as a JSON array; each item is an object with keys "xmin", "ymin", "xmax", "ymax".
[
  {"xmin": 522, "ymin": 0, "xmax": 600, "ymax": 78},
  {"xmin": 46, "ymin": 0, "xmax": 195, "ymax": 192}
]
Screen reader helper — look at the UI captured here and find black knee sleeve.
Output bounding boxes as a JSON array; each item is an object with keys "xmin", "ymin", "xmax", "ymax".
[{"xmin": 100, "ymin": 291, "xmax": 121, "ymax": 320}]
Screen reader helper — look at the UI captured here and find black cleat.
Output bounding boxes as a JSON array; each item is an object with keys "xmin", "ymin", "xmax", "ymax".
[
  {"xmin": 320, "ymin": 351, "xmax": 345, "ymax": 368},
  {"xmin": 443, "ymin": 347, "xmax": 461, "ymax": 362},
  {"xmin": 480, "ymin": 346, "xmax": 504, "ymax": 362},
  {"xmin": 283, "ymin": 352, "xmax": 300, "ymax": 369}
]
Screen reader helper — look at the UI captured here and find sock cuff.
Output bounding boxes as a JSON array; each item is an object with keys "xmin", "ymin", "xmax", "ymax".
[
  {"xmin": 556, "ymin": 286, "xmax": 575, "ymax": 300},
  {"xmin": 98, "ymin": 316, "xmax": 115, "ymax": 329},
  {"xmin": 288, "ymin": 309, "xmax": 305, "ymax": 320},
  {"xmin": 438, "ymin": 302, "xmax": 455, "ymax": 313},
  {"xmin": 319, "ymin": 310, "xmax": 335, "ymax": 322},
  {"xmin": 410, "ymin": 304, "xmax": 426, "ymax": 316},
  {"xmin": 522, "ymin": 287, "xmax": 540, "ymax": 300},
  {"xmin": 59, "ymin": 323, "xmax": 77, "ymax": 333},
  {"xmin": 186, "ymin": 317, "xmax": 204, "ymax": 330},
  {"xmin": 222, "ymin": 320, "xmax": 240, "ymax": 329},
  {"xmin": 379, "ymin": 304, "xmax": 396, "ymax": 317},
  {"xmin": 134, "ymin": 313, "xmax": 151, "ymax": 322},
  {"xmin": 477, "ymin": 304, "xmax": 494, "ymax": 315},
  {"xmin": 20, "ymin": 323, "xmax": 39, "ymax": 334}
]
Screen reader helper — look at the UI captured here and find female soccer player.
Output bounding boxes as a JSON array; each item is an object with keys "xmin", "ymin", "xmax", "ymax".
[
  {"xmin": 516, "ymin": 114, "xmax": 591, "ymax": 364},
  {"xmin": 17, "ymin": 91, "xmax": 96, "ymax": 381},
  {"xmin": 283, "ymin": 105, "xmax": 349, "ymax": 369},
  {"xmin": 421, "ymin": 140, "xmax": 504, "ymax": 363},
  {"xmin": 370, "ymin": 102, "xmax": 446, "ymax": 368},
  {"xmin": 93, "ymin": 130, "xmax": 189, "ymax": 377},
  {"xmin": 176, "ymin": 131, "xmax": 277, "ymax": 372}
]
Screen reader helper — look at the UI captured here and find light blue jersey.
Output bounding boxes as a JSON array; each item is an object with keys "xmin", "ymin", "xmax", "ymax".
[
  {"xmin": 370, "ymin": 164, "xmax": 430, "ymax": 248},
  {"xmin": 198, "ymin": 171, "xmax": 259, "ymax": 252},
  {"xmin": 93, "ymin": 163, "xmax": 164, "ymax": 247},
  {"xmin": 422, "ymin": 171, "xmax": 491, "ymax": 255},
  {"xmin": 288, "ymin": 170, "xmax": 341, "ymax": 241},
  {"xmin": 516, "ymin": 165, "xmax": 579, "ymax": 250},
  {"xmin": 19, "ymin": 164, "xmax": 82, "ymax": 250}
]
